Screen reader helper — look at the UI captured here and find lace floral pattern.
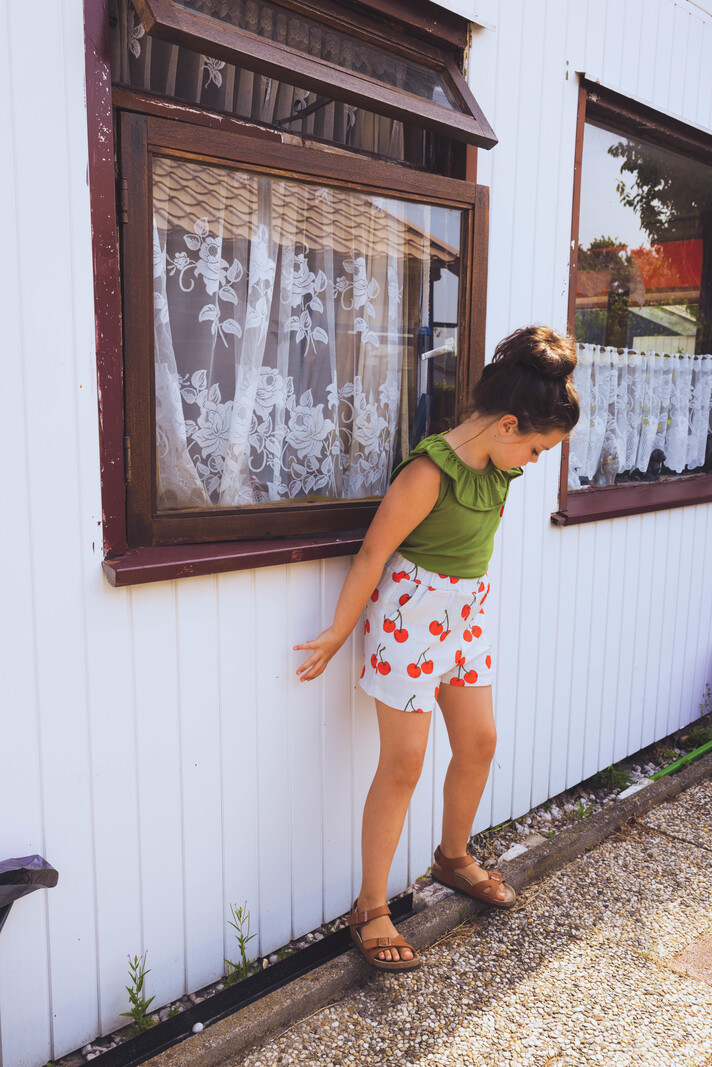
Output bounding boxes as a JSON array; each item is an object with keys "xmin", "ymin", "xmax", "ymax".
[
  {"xmin": 568, "ymin": 343, "xmax": 712, "ymax": 488},
  {"xmin": 151, "ymin": 161, "xmax": 418, "ymax": 507}
]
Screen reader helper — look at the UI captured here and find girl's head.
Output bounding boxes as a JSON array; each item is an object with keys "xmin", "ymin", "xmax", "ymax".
[{"xmin": 467, "ymin": 325, "xmax": 580, "ymax": 436}]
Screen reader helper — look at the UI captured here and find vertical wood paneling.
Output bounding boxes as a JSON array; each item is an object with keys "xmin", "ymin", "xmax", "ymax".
[
  {"xmin": 286, "ymin": 561, "xmax": 324, "ymax": 936},
  {"xmin": 549, "ymin": 527, "xmax": 579, "ymax": 796},
  {"xmin": 628, "ymin": 518, "xmax": 656, "ymax": 754},
  {"xmin": 176, "ymin": 577, "xmax": 224, "ymax": 989},
  {"xmin": 0, "ymin": 0, "xmax": 53, "ymax": 1059},
  {"xmin": 652, "ymin": 0, "xmax": 675, "ymax": 109},
  {"xmin": 565, "ymin": 524, "xmax": 596, "ymax": 785},
  {"xmin": 217, "ymin": 571, "xmax": 260, "ymax": 972},
  {"xmin": 132, "ymin": 583, "xmax": 186, "ymax": 1007},
  {"xmin": 254, "ymin": 567, "xmax": 292, "ymax": 954},
  {"xmin": 668, "ymin": 508, "xmax": 699, "ymax": 729},
  {"xmin": 668, "ymin": 3, "xmax": 690, "ymax": 115},
  {"xmin": 612, "ymin": 518, "xmax": 643, "ymax": 763},
  {"xmin": 581, "ymin": 522, "xmax": 611, "ymax": 781},
  {"xmin": 8, "ymin": 0, "xmax": 99, "ymax": 1056},
  {"xmin": 320, "ymin": 558, "xmax": 357, "ymax": 920},
  {"xmin": 657, "ymin": 509, "xmax": 685, "ymax": 737},
  {"xmin": 636, "ymin": 0, "xmax": 660, "ymax": 102},
  {"xmin": 696, "ymin": 21, "xmax": 712, "ymax": 128},
  {"xmin": 680, "ymin": 507, "xmax": 708, "ymax": 725}
]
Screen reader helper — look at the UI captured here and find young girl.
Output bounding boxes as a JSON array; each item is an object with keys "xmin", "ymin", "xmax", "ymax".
[{"xmin": 294, "ymin": 325, "xmax": 579, "ymax": 972}]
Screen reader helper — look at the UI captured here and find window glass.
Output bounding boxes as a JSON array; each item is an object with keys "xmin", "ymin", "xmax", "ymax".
[
  {"xmin": 174, "ymin": 0, "xmax": 459, "ymax": 110},
  {"xmin": 152, "ymin": 154, "xmax": 461, "ymax": 510},
  {"xmin": 569, "ymin": 120, "xmax": 712, "ymax": 489},
  {"xmin": 110, "ymin": 0, "xmax": 422, "ymax": 162}
]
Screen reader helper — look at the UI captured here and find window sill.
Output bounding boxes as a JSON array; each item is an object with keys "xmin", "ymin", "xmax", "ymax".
[
  {"xmin": 102, "ymin": 534, "xmax": 364, "ymax": 587},
  {"xmin": 552, "ymin": 473, "xmax": 712, "ymax": 526}
]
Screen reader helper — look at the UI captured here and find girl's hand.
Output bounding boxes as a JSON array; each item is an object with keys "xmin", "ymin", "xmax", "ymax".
[{"xmin": 294, "ymin": 627, "xmax": 343, "ymax": 681}]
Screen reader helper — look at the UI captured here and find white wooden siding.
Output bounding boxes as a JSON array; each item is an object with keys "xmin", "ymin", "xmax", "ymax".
[{"xmin": 2, "ymin": 1, "xmax": 712, "ymax": 1063}]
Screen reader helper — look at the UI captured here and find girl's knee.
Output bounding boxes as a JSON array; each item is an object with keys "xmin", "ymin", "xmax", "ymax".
[{"xmin": 379, "ymin": 745, "xmax": 426, "ymax": 790}]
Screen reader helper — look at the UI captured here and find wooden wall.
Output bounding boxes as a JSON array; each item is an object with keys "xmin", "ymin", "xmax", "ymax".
[{"xmin": 1, "ymin": 0, "xmax": 711, "ymax": 1063}]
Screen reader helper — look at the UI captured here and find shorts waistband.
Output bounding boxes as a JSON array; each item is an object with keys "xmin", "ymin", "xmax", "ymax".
[{"xmin": 385, "ymin": 552, "xmax": 487, "ymax": 593}]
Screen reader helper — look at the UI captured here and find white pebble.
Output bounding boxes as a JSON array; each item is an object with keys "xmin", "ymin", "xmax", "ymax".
[{"xmin": 192, "ymin": 1022, "xmax": 204, "ymax": 1033}]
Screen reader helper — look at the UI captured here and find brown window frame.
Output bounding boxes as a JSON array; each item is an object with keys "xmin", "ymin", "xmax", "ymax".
[
  {"xmin": 132, "ymin": 0, "xmax": 497, "ymax": 149},
  {"xmin": 85, "ymin": 0, "xmax": 492, "ymax": 585},
  {"xmin": 553, "ymin": 79, "xmax": 712, "ymax": 527}
]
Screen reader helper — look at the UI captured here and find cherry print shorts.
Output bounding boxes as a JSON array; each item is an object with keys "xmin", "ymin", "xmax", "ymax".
[{"xmin": 359, "ymin": 551, "xmax": 493, "ymax": 714}]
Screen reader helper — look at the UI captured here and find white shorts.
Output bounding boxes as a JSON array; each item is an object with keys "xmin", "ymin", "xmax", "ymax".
[{"xmin": 359, "ymin": 552, "xmax": 493, "ymax": 714}]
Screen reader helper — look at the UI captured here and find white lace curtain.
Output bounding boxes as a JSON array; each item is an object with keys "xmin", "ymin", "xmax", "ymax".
[
  {"xmin": 568, "ymin": 342, "xmax": 712, "ymax": 489},
  {"xmin": 152, "ymin": 155, "xmax": 426, "ymax": 509}
]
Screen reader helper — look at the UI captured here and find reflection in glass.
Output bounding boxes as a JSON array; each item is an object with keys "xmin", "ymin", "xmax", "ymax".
[
  {"xmin": 175, "ymin": 0, "xmax": 459, "ymax": 110},
  {"xmin": 569, "ymin": 121, "xmax": 712, "ymax": 489},
  {"xmin": 151, "ymin": 156, "xmax": 461, "ymax": 510},
  {"xmin": 109, "ymin": 0, "xmax": 424, "ymax": 163}
]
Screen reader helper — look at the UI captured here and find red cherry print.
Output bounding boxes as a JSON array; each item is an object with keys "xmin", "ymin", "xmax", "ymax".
[
  {"xmin": 449, "ymin": 677, "xmax": 465, "ymax": 687},
  {"xmin": 378, "ymin": 661, "xmax": 391, "ymax": 675},
  {"xmin": 486, "ymin": 655, "xmax": 492, "ymax": 669},
  {"xmin": 434, "ymin": 686, "xmax": 440, "ymax": 700},
  {"xmin": 428, "ymin": 586, "xmax": 436, "ymax": 591},
  {"xmin": 472, "ymin": 625, "xmax": 483, "ymax": 638},
  {"xmin": 399, "ymin": 593, "xmax": 411, "ymax": 606},
  {"xmin": 414, "ymin": 707, "xmax": 425, "ymax": 714},
  {"xmin": 394, "ymin": 628, "xmax": 409, "ymax": 643},
  {"xmin": 429, "ymin": 621, "xmax": 444, "ymax": 636},
  {"xmin": 478, "ymin": 581, "xmax": 485, "ymax": 593},
  {"xmin": 479, "ymin": 608, "xmax": 485, "ymax": 615},
  {"xmin": 360, "ymin": 666, "xmax": 366, "ymax": 679},
  {"xmin": 383, "ymin": 618, "xmax": 396, "ymax": 633},
  {"xmin": 439, "ymin": 574, "xmax": 447, "ymax": 579},
  {"xmin": 421, "ymin": 659, "xmax": 434, "ymax": 674},
  {"xmin": 407, "ymin": 663, "xmax": 422, "ymax": 678},
  {"xmin": 370, "ymin": 653, "xmax": 378, "ymax": 669},
  {"xmin": 461, "ymin": 604, "xmax": 471, "ymax": 620},
  {"xmin": 392, "ymin": 571, "xmax": 403, "ymax": 583},
  {"xmin": 371, "ymin": 589, "xmax": 379, "ymax": 602},
  {"xmin": 464, "ymin": 669, "xmax": 478, "ymax": 683},
  {"xmin": 455, "ymin": 650, "xmax": 465, "ymax": 666},
  {"xmin": 439, "ymin": 629, "xmax": 451, "ymax": 642},
  {"xmin": 364, "ymin": 619, "xmax": 370, "ymax": 634},
  {"xmin": 413, "ymin": 579, "xmax": 421, "ymax": 585},
  {"xmin": 500, "ymin": 506, "xmax": 504, "ymax": 517},
  {"xmin": 449, "ymin": 576, "xmax": 459, "ymax": 584},
  {"xmin": 463, "ymin": 630, "xmax": 473, "ymax": 643}
]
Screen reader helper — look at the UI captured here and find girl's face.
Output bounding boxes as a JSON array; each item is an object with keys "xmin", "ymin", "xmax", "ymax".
[{"xmin": 489, "ymin": 417, "xmax": 566, "ymax": 469}]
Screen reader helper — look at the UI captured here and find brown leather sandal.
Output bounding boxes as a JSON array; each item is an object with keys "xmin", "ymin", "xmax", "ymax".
[
  {"xmin": 432, "ymin": 845, "xmax": 517, "ymax": 908},
  {"xmin": 347, "ymin": 901, "xmax": 421, "ymax": 971}
]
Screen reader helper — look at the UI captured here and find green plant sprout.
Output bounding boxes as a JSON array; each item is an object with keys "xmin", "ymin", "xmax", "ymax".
[
  {"xmin": 224, "ymin": 902, "xmax": 256, "ymax": 985},
  {"xmin": 167, "ymin": 1004, "xmax": 182, "ymax": 1018},
  {"xmin": 588, "ymin": 764, "xmax": 632, "ymax": 791},
  {"xmin": 120, "ymin": 951, "xmax": 156, "ymax": 1036},
  {"xmin": 575, "ymin": 798, "xmax": 593, "ymax": 820}
]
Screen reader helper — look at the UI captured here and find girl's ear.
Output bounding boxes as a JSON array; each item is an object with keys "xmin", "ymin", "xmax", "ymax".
[{"xmin": 498, "ymin": 414, "xmax": 519, "ymax": 436}]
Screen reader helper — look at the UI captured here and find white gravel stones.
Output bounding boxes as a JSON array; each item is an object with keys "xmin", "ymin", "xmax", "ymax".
[{"xmin": 241, "ymin": 779, "xmax": 712, "ymax": 1067}]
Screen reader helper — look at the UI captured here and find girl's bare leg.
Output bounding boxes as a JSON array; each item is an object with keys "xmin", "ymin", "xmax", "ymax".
[
  {"xmin": 436, "ymin": 684, "xmax": 506, "ymax": 900},
  {"xmin": 356, "ymin": 700, "xmax": 432, "ymax": 961}
]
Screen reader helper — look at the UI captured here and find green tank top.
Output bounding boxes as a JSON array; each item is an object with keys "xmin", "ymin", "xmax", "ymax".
[{"xmin": 390, "ymin": 434, "xmax": 523, "ymax": 578}]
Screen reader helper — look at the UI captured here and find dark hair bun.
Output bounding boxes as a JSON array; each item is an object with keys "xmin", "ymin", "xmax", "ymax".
[
  {"xmin": 494, "ymin": 326, "xmax": 577, "ymax": 380},
  {"xmin": 467, "ymin": 324, "xmax": 580, "ymax": 434}
]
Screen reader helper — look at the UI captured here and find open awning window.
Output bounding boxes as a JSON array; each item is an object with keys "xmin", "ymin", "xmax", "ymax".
[{"xmin": 133, "ymin": 0, "xmax": 497, "ymax": 148}]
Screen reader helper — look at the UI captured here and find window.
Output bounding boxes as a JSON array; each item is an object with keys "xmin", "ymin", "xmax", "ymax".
[
  {"xmin": 91, "ymin": 0, "xmax": 493, "ymax": 576},
  {"xmin": 554, "ymin": 82, "xmax": 712, "ymax": 526}
]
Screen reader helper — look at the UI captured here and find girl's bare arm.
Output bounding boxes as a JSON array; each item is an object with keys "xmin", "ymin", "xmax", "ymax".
[{"xmin": 294, "ymin": 457, "xmax": 441, "ymax": 681}]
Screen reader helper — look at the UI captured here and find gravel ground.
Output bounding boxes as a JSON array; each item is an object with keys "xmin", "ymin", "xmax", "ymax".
[{"xmin": 239, "ymin": 779, "xmax": 712, "ymax": 1067}]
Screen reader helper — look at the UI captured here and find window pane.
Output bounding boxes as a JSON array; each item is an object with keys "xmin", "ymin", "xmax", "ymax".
[
  {"xmin": 570, "ymin": 120, "xmax": 712, "ymax": 487},
  {"xmin": 152, "ymin": 154, "xmax": 461, "ymax": 510},
  {"xmin": 110, "ymin": 0, "xmax": 423, "ymax": 163},
  {"xmin": 175, "ymin": 0, "xmax": 460, "ymax": 110}
]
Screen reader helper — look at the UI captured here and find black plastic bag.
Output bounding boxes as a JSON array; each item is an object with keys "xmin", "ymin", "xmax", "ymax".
[{"xmin": 0, "ymin": 855, "xmax": 58, "ymax": 935}]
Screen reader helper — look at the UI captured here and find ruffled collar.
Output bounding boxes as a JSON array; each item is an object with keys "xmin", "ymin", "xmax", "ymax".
[{"xmin": 410, "ymin": 434, "xmax": 523, "ymax": 511}]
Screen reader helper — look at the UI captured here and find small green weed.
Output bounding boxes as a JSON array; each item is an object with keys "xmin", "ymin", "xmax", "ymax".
[
  {"xmin": 276, "ymin": 945, "xmax": 295, "ymax": 961},
  {"xmin": 120, "ymin": 951, "xmax": 157, "ymax": 1036},
  {"xmin": 224, "ymin": 902, "xmax": 256, "ymax": 985},
  {"xmin": 574, "ymin": 799, "xmax": 594, "ymax": 820},
  {"xmin": 167, "ymin": 1004, "xmax": 182, "ymax": 1018},
  {"xmin": 588, "ymin": 764, "xmax": 632, "ymax": 791},
  {"xmin": 542, "ymin": 830, "xmax": 556, "ymax": 839},
  {"xmin": 679, "ymin": 724, "xmax": 712, "ymax": 750}
]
